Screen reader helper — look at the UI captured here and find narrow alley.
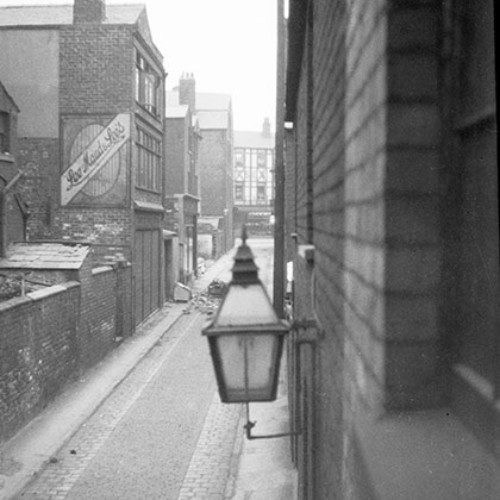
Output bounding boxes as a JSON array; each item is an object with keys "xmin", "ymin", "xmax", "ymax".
[{"xmin": 0, "ymin": 239, "xmax": 295, "ymax": 500}]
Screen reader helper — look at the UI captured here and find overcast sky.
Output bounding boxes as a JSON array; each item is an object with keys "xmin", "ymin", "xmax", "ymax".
[{"xmin": 0, "ymin": 0, "xmax": 278, "ymax": 132}]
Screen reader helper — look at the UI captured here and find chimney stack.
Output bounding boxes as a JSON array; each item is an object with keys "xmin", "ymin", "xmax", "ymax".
[
  {"xmin": 179, "ymin": 73, "xmax": 196, "ymax": 113},
  {"xmin": 74, "ymin": 0, "xmax": 106, "ymax": 24},
  {"xmin": 262, "ymin": 117, "xmax": 271, "ymax": 137}
]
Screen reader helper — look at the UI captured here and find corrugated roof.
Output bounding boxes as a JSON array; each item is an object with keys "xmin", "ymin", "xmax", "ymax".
[
  {"xmin": 0, "ymin": 4, "xmax": 145, "ymax": 27},
  {"xmin": 234, "ymin": 131, "xmax": 275, "ymax": 149},
  {"xmin": 197, "ymin": 110, "xmax": 228, "ymax": 130},
  {"xmin": 0, "ymin": 243, "xmax": 90, "ymax": 270}
]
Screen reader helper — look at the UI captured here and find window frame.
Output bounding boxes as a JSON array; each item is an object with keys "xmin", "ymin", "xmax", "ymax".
[
  {"xmin": 136, "ymin": 127, "xmax": 162, "ymax": 192},
  {"xmin": 0, "ymin": 111, "xmax": 10, "ymax": 154}
]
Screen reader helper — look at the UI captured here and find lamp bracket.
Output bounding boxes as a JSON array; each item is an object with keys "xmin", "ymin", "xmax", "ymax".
[
  {"xmin": 291, "ymin": 318, "xmax": 323, "ymax": 344},
  {"xmin": 243, "ymin": 402, "xmax": 301, "ymax": 440}
]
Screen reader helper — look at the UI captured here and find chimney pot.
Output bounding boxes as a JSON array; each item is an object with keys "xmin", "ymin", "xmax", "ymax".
[
  {"xmin": 74, "ymin": 0, "xmax": 106, "ymax": 24},
  {"xmin": 262, "ymin": 117, "xmax": 271, "ymax": 137},
  {"xmin": 179, "ymin": 73, "xmax": 196, "ymax": 112}
]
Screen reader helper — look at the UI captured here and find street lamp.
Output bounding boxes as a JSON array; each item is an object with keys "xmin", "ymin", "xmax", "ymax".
[{"xmin": 202, "ymin": 228, "xmax": 289, "ymax": 404}]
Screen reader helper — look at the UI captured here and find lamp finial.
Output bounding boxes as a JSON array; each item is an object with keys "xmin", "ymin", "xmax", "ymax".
[{"xmin": 233, "ymin": 225, "xmax": 258, "ymax": 284}]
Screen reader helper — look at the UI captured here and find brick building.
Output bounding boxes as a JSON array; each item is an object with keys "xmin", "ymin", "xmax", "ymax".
[
  {"xmin": 168, "ymin": 77, "xmax": 234, "ymax": 254},
  {"xmin": 164, "ymin": 74, "xmax": 201, "ymax": 287},
  {"xmin": 278, "ymin": 1, "xmax": 499, "ymax": 498},
  {"xmin": 233, "ymin": 118, "xmax": 275, "ymax": 236},
  {"xmin": 0, "ymin": 80, "xmax": 27, "ymax": 257},
  {"xmin": 0, "ymin": 0, "xmax": 166, "ymax": 326}
]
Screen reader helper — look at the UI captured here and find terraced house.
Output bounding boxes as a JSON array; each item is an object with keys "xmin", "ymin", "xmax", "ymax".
[{"xmin": 0, "ymin": 0, "xmax": 167, "ymax": 326}]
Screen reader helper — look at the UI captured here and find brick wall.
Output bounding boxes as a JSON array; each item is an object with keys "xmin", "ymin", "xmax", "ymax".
[
  {"xmin": 0, "ymin": 282, "xmax": 80, "ymax": 442},
  {"xmin": 0, "ymin": 260, "xmax": 132, "ymax": 443},
  {"xmin": 285, "ymin": 0, "xmax": 455, "ymax": 498},
  {"xmin": 384, "ymin": 1, "xmax": 443, "ymax": 410},
  {"xmin": 59, "ymin": 26, "xmax": 134, "ymax": 115},
  {"xmin": 198, "ymin": 130, "xmax": 230, "ymax": 217},
  {"xmin": 310, "ymin": 1, "xmax": 349, "ymax": 497},
  {"xmin": 17, "ymin": 138, "xmax": 59, "ymax": 241},
  {"xmin": 165, "ymin": 116, "xmax": 188, "ymax": 195}
]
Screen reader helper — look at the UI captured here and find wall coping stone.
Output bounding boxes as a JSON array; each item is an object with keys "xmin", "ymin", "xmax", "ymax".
[
  {"xmin": 92, "ymin": 265, "xmax": 114, "ymax": 275},
  {"xmin": 0, "ymin": 281, "xmax": 80, "ymax": 311}
]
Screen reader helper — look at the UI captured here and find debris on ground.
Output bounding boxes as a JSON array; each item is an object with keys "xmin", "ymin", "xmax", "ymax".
[
  {"xmin": 183, "ymin": 285, "xmax": 224, "ymax": 316},
  {"xmin": 174, "ymin": 282, "xmax": 192, "ymax": 302},
  {"xmin": 207, "ymin": 279, "xmax": 227, "ymax": 298}
]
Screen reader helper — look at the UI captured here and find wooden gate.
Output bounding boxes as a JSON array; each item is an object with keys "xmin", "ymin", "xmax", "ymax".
[{"xmin": 134, "ymin": 229, "xmax": 161, "ymax": 326}]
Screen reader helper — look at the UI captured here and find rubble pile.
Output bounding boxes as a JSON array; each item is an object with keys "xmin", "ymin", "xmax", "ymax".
[
  {"xmin": 183, "ymin": 279, "xmax": 226, "ymax": 316},
  {"xmin": 206, "ymin": 278, "xmax": 227, "ymax": 298},
  {"xmin": 189, "ymin": 291, "xmax": 222, "ymax": 316}
]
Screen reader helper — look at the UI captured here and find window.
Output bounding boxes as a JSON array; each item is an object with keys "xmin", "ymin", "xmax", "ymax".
[
  {"xmin": 0, "ymin": 112, "xmax": 9, "ymax": 153},
  {"xmin": 235, "ymin": 149, "xmax": 244, "ymax": 166},
  {"xmin": 136, "ymin": 128, "xmax": 161, "ymax": 191},
  {"xmin": 235, "ymin": 167, "xmax": 245, "ymax": 181},
  {"xmin": 235, "ymin": 183, "xmax": 244, "ymax": 201},
  {"xmin": 136, "ymin": 54, "xmax": 161, "ymax": 117},
  {"xmin": 257, "ymin": 150, "xmax": 266, "ymax": 167},
  {"xmin": 257, "ymin": 185, "xmax": 266, "ymax": 203},
  {"xmin": 257, "ymin": 168, "xmax": 267, "ymax": 182}
]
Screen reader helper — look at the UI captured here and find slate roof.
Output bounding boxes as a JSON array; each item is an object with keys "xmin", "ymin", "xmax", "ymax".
[
  {"xmin": 0, "ymin": 243, "xmax": 90, "ymax": 270},
  {"xmin": 0, "ymin": 4, "xmax": 145, "ymax": 27},
  {"xmin": 234, "ymin": 131, "xmax": 274, "ymax": 149}
]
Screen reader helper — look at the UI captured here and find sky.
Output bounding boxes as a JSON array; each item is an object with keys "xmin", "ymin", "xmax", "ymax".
[{"xmin": 0, "ymin": 0, "xmax": 278, "ymax": 132}]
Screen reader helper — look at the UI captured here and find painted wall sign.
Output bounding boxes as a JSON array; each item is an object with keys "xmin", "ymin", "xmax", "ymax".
[{"xmin": 61, "ymin": 113, "xmax": 130, "ymax": 206}]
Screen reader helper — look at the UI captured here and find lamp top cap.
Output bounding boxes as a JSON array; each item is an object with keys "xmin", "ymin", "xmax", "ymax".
[{"xmin": 232, "ymin": 226, "xmax": 259, "ymax": 284}]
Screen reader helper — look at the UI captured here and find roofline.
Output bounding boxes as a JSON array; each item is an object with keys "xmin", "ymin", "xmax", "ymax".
[
  {"xmin": 0, "ymin": 80, "xmax": 20, "ymax": 112},
  {"xmin": 285, "ymin": 0, "xmax": 308, "ymax": 123}
]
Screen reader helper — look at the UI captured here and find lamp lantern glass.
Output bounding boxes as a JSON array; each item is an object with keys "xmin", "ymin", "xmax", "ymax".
[{"xmin": 202, "ymin": 230, "xmax": 289, "ymax": 403}]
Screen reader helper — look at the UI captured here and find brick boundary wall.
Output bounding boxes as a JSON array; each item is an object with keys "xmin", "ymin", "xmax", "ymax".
[
  {"xmin": 0, "ymin": 263, "xmax": 132, "ymax": 443},
  {"xmin": 0, "ymin": 282, "xmax": 80, "ymax": 442}
]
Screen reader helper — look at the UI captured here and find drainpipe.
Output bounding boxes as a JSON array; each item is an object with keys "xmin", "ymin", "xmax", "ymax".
[
  {"xmin": 0, "ymin": 171, "xmax": 23, "ymax": 258},
  {"xmin": 273, "ymin": 0, "xmax": 286, "ymax": 318}
]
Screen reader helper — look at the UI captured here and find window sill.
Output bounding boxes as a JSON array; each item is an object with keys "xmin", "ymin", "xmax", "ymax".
[
  {"xmin": 135, "ymin": 103, "xmax": 161, "ymax": 122},
  {"xmin": 0, "ymin": 152, "xmax": 14, "ymax": 163},
  {"xmin": 354, "ymin": 408, "xmax": 500, "ymax": 499}
]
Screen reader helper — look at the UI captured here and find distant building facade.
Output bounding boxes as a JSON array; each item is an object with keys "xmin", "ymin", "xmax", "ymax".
[
  {"xmin": 0, "ymin": 0, "xmax": 166, "ymax": 326},
  {"xmin": 167, "ymin": 77, "xmax": 234, "ymax": 254},
  {"xmin": 278, "ymin": 1, "xmax": 499, "ymax": 499},
  {"xmin": 233, "ymin": 118, "xmax": 275, "ymax": 236},
  {"xmin": 164, "ymin": 78, "xmax": 201, "ymax": 288},
  {"xmin": 0, "ymin": 80, "xmax": 27, "ymax": 257}
]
